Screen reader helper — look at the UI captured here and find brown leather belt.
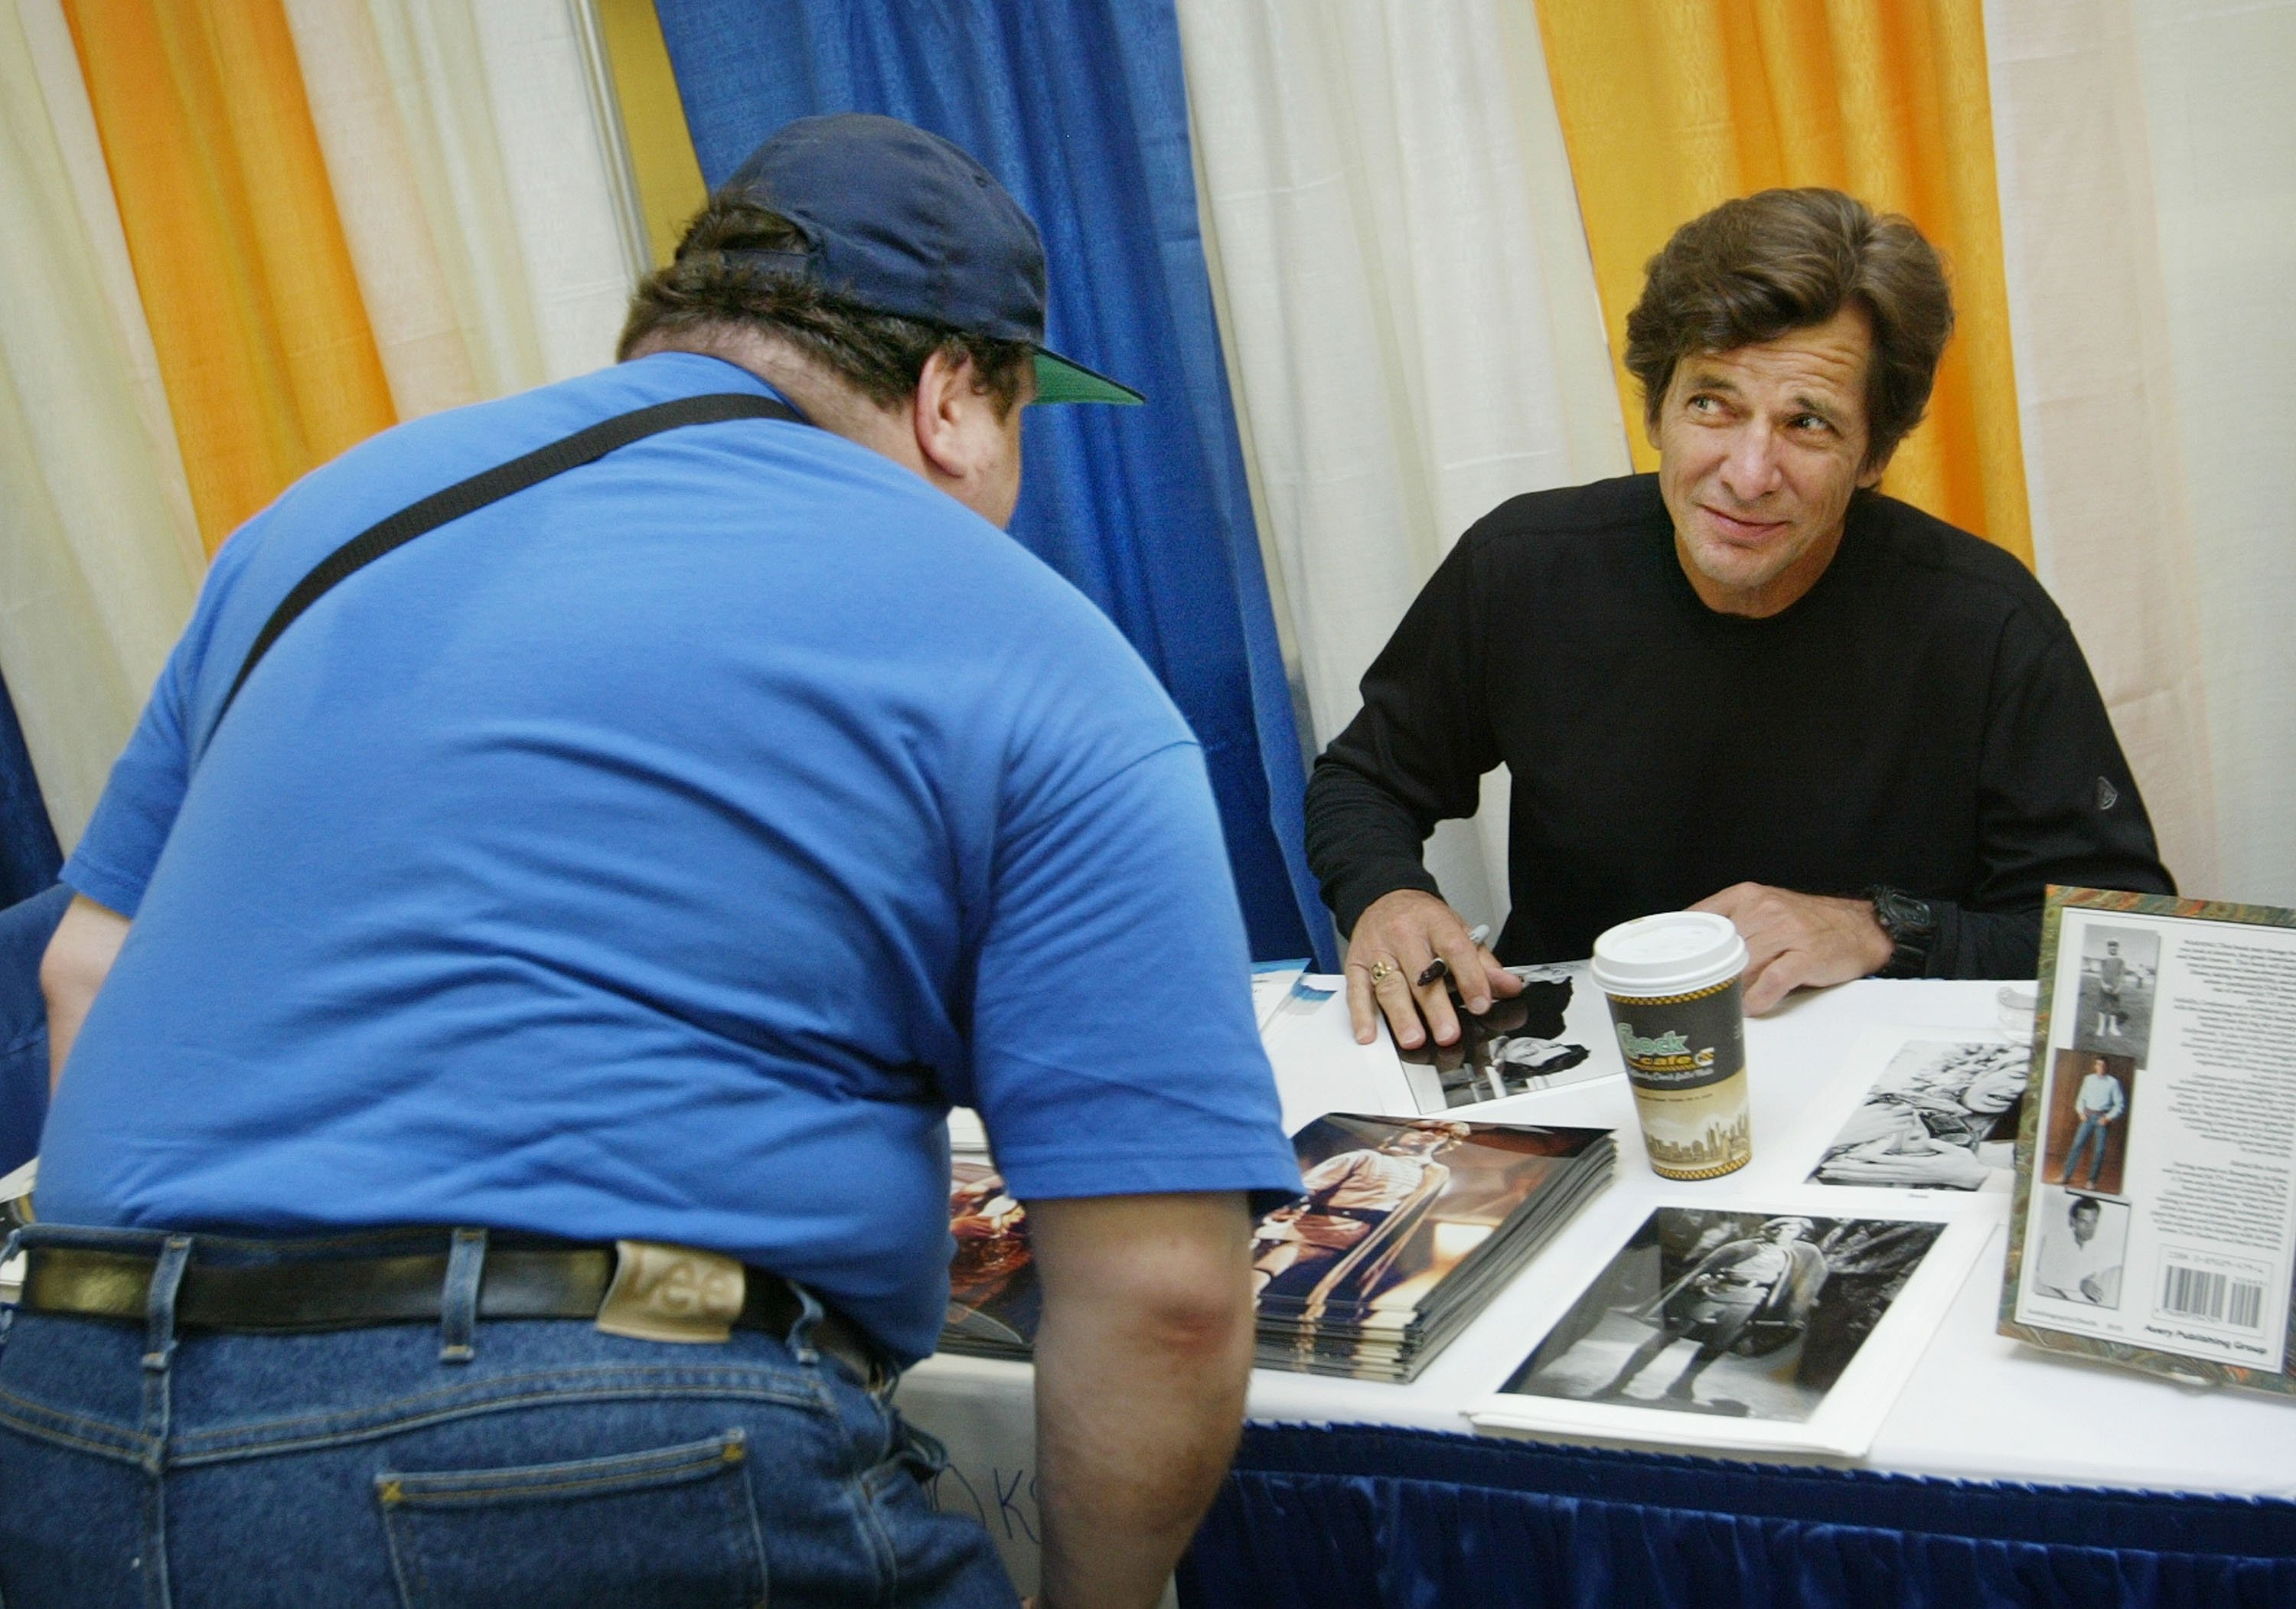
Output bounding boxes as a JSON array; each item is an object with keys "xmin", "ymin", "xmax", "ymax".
[{"xmin": 18, "ymin": 1239, "xmax": 887, "ymax": 1388}]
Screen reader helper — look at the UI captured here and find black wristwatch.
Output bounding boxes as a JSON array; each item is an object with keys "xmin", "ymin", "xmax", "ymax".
[{"xmin": 1866, "ymin": 886, "xmax": 1937, "ymax": 978}]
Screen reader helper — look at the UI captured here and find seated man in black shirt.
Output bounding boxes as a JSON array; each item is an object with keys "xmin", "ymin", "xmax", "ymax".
[{"xmin": 1306, "ymin": 188, "xmax": 2173, "ymax": 1049}]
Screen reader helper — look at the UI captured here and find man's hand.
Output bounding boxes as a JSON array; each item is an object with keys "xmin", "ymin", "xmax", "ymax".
[
  {"xmin": 1343, "ymin": 889, "xmax": 1521, "ymax": 1049},
  {"xmin": 1026, "ymin": 1191, "xmax": 1256, "ymax": 1609},
  {"xmin": 1691, "ymin": 883, "xmax": 1892, "ymax": 1016}
]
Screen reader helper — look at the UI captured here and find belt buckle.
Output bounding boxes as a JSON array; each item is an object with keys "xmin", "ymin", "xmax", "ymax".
[{"xmin": 594, "ymin": 1240, "xmax": 744, "ymax": 1344}]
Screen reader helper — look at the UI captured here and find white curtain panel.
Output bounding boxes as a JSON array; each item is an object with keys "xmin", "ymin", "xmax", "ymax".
[
  {"xmin": 1981, "ymin": 0, "xmax": 2219, "ymax": 894},
  {"xmin": 284, "ymin": 0, "xmax": 484, "ymax": 420},
  {"xmin": 353, "ymin": 0, "xmax": 635, "ymax": 399},
  {"xmin": 2129, "ymin": 0, "xmax": 2296, "ymax": 903},
  {"xmin": 0, "ymin": 0, "xmax": 203, "ymax": 850},
  {"xmin": 1986, "ymin": 0, "xmax": 2295, "ymax": 903},
  {"xmin": 1177, "ymin": 0, "xmax": 1629, "ymax": 932}
]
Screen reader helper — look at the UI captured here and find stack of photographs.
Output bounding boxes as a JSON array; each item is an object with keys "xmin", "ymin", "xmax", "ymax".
[
  {"xmin": 938, "ymin": 1115, "xmax": 1616, "ymax": 1383},
  {"xmin": 1250, "ymin": 1115, "xmax": 1616, "ymax": 1380}
]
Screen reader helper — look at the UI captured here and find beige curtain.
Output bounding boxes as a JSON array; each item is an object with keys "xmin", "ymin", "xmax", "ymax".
[
  {"xmin": 283, "ymin": 0, "xmax": 483, "ymax": 419},
  {"xmin": 1985, "ymin": 0, "xmax": 2295, "ymax": 902},
  {"xmin": 2130, "ymin": 0, "xmax": 2296, "ymax": 902},
  {"xmin": 301, "ymin": 0, "xmax": 638, "ymax": 406},
  {"xmin": 0, "ymin": 0, "xmax": 203, "ymax": 850},
  {"xmin": 1176, "ymin": 0, "xmax": 1629, "ymax": 932}
]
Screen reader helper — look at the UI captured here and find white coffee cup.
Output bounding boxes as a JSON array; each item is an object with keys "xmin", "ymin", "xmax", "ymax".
[{"xmin": 1591, "ymin": 912, "xmax": 1753, "ymax": 1180}]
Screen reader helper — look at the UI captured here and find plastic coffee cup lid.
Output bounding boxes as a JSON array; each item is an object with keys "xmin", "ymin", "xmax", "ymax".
[{"xmin": 1588, "ymin": 910, "xmax": 1748, "ymax": 997}]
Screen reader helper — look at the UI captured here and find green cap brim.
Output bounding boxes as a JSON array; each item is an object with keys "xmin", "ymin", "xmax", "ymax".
[{"xmin": 1033, "ymin": 348, "xmax": 1144, "ymax": 405}]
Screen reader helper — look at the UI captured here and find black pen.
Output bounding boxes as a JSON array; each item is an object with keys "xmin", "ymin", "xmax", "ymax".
[{"xmin": 1417, "ymin": 925, "xmax": 1491, "ymax": 987}]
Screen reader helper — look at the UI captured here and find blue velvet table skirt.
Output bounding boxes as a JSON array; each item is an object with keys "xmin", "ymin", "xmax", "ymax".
[{"xmin": 1179, "ymin": 1424, "xmax": 2296, "ymax": 1608}]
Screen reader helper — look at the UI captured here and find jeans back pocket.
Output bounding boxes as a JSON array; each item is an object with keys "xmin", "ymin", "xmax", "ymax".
[{"xmin": 377, "ymin": 1429, "xmax": 767, "ymax": 1608}]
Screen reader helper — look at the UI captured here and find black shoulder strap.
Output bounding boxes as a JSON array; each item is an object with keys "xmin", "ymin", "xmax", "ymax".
[{"xmin": 215, "ymin": 391, "xmax": 805, "ymax": 729}]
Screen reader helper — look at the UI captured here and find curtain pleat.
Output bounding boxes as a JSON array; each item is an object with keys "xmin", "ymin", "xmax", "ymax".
[
  {"xmin": 1534, "ymin": 0, "xmax": 2033, "ymax": 566},
  {"xmin": 0, "ymin": 0, "xmax": 203, "ymax": 850},
  {"xmin": 280, "ymin": 0, "xmax": 482, "ymax": 420},
  {"xmin": 1175, "ymin": 0, "xmax": 1630, "ymax": 932},
  {"xmin": 1981, "ymin": 0, "xmax": 2219, "ymax": 895},
  {"xmin": 594, "ymin": 0, "xmax": 706, "ymax": 267},
  {"xmin": 2128, "ymin": 0, "xmax": 2296, "ymax": 904},
  {"xmin": 61, "ymin": 0, "xmax": 399, "ymax": 553}
]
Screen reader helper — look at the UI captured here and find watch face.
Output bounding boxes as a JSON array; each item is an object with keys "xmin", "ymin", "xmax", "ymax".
[{"xmin": 1873, "ymin": 889, "xmax": 1936, "ymax": 942}]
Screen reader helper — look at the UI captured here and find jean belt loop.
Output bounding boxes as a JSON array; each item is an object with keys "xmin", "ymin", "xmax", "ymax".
[
  {"xmin": 439, "ymin": 1227, "xmax": 488, "ymax": 1363},
  {"xmin": 786, "ymin": 1280, "xmax": 825, "ymax": 1366},
  {"xmin": 144, "ymin": 1234, "xmax": 194, "ymax": 1374}
]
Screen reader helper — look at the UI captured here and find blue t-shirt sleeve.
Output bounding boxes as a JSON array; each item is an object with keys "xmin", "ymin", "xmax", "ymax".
[
  {"xmin": 966, "ymin": 736, "xmax": 1301, "ymax": 1204},
  {"xmin": 64, "ymin": 640, "xmax": 196, "ymax": 919}
]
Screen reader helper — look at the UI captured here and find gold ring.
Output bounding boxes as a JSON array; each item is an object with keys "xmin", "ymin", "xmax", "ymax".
[{"xmin": 1368, "ymin": 959, "xmax": 1396, "ymax": 986}]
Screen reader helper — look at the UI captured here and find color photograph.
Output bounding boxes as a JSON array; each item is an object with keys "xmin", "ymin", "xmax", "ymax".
[{"xmin": 2039, "ymin": 1048, "xmax": 2138, "ymax": 1197}]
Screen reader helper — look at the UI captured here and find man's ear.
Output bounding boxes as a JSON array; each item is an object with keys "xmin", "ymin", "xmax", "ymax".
[
  {"xmin": 911, "ymin": 348, "xmax": 990, "ymax": 479},
  {"xmin": 1857, "ymin": 447, "xmax": 1893, "ymax": 489}
]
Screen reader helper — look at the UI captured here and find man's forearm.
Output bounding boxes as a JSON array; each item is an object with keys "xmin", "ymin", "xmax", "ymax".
[
  {"xmin": 1026, "ymin": 1192, "xmax": 1257, "ymax": 1609},
  {"xmin": 1923, "ymin": 902, "xmax": 2040, "ymax": 981},
  {"xmin": 1303, "ymin": 759, "xmax": 1444, "ymax": 936},
  {"xmin": 40, "ymin": 894, "xmax": 131, "ymax": 1089}
]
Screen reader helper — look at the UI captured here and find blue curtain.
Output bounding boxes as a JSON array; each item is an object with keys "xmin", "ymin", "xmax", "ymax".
[
  {"xmin": 0, "ymin": 883, "xmax": 70, "ymax": 1174},
  {"xmin": 1181, "ymin": 1424, "xmax": 2296, "ymax": 1608},
  {"xmin": 652, "ymin": 0, "xmax": 1332, "ymax": 968},
  {"xmin": 0, "ymin": 667, "xmax": 58, "ymax": 909}
]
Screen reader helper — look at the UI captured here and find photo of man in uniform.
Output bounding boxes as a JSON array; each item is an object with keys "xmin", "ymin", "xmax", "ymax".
[
  {"xmin": 1504, "ymin": 1209, "xmax": 1947, "ymax": 1423},
  {"xmin": 1593, "ymin": 1216, "xmax": 1828, "ymax": 1406},
  {"xmin": 2072, "ymin": 925, "xmax": 2159, "ymax": 1061}
]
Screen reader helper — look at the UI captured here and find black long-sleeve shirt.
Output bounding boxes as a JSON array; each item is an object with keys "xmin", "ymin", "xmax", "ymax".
[{"xmin": 1305, "ymin": 475, "xmax": 2173, "ymax": 976}]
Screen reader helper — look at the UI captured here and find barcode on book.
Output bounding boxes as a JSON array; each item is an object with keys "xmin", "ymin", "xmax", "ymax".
[{"xmin": 2160, "ymin": 1263, "xmax": 2268, "ymax": 1330}]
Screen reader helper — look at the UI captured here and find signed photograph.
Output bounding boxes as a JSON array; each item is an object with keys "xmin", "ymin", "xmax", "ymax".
[{"xmin": 1396, "ymin": 964, "xmax": 1609, "ymax": 1112}]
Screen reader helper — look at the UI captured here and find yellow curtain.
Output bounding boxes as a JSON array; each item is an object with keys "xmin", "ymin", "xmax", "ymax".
[
  {"xmin": 1534, "ymin": 0, "xmax": 2030, "ymax": 564},
  {"xmin": 596, "ymin": 0, "xmax": 706, "ymax": 267},
  {"xmin": 62, "ymin": 0, "xmax": 396, "ymax": 553}
]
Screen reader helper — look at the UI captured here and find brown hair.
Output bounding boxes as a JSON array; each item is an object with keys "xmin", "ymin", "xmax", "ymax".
[
  {"xmin": 618, "ymin": 198, "xmax": 1033, "ymax": 415},
  {"xmin": 1623, "ymin": 188, "xmax": 1953, "ymax": 470}
]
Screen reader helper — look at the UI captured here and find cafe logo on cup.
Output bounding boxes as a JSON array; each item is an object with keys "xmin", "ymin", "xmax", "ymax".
[{"xmin": 1613, "ymin": 1023, "xmax": 1714, "ymax": 1070}]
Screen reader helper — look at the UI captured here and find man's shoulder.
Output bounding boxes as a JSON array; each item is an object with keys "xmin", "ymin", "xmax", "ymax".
[{"xmin": 1850, "ymin": 492, "xmax": 2068, "ymax": 634}]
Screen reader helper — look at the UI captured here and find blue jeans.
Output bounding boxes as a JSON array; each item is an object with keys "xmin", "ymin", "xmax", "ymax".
[
  {"xmin": 0, "ymin": 1224, "xmax": 1016, "ymax": 1607},
  {"xmin": 2065, "ymin": 1115, "xmax": 2113, "ymax": 1189}
]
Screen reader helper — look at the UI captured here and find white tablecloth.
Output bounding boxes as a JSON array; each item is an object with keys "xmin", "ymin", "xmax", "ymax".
[{"xmin": 898, "ymin": 978, "xmax": 2296, "ymax": 1595}]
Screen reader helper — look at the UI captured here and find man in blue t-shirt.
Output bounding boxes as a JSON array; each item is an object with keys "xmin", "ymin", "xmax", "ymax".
[{"xmin": 8, "ymin": 115, "xmax": 1297, "ymax": 1609}]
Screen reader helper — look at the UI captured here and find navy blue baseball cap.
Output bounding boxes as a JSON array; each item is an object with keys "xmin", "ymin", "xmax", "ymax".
[{"xmin": 718, "ymin": 113, "xmax": 1142, "ymax": 406}]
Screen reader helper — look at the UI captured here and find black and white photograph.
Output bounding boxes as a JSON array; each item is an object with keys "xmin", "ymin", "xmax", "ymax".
[
  {"xmin": 2039, "ymin": 1047, "xmax": 2138, "ymax": 1197},
  {"xmin": 2027, "ymin": 1187, "xmax": 2129, "ymax": 1310},
  {"xmin": 1396, "ymin": 964, "xmax": 1603, "ymax": 1112},
  {"xmin": 1808, "ymin": 1038, "xmax": 2028, "ymax": 1190},
  {"xmin": 1499, "ymin": 1208, "xmax": 1948, "ymax": 1422},
  {"xmin": 2069, "ymin": 924, "xmax": 2158, "ymax": 1062}
]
